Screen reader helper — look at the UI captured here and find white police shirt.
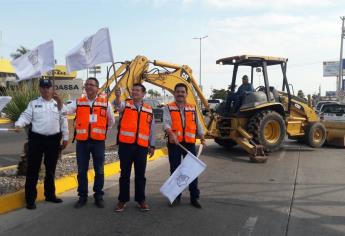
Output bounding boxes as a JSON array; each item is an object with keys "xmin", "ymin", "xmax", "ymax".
[{"xmin": 15, "ymin": 97, "xmax": 69, "ymax": 141}]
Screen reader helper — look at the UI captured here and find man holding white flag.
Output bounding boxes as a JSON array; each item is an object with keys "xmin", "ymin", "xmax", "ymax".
[
  {"xmin": 163, "ymin": 83, "xmax": 206, "ymax": 208},
  {"xmin": 160, "ymin": 144, "xmax": 206, "ymax": 206},
  {"xmin": 11, "ymin": 40, "xmax": 55, "ymax": 81},
  {"xmin": 65, "ymin": 28, "xmax": 114, "ymax": 73}
]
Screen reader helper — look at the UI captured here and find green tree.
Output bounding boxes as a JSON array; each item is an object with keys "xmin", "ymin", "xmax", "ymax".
[
  {"xmin": 147, "ymin": 89, "xmax": 161, "ymax": 98},
  {"xmin": 210, "ymin": 88, "xmax": 228, "ymax": 100},
  {"xmin": 147, "ymin": 89, "xmax": 154, "ymax": 98},
  {"xmin": 153, "ymin": 91, "xmax": 161, "ymax": 98},
  {"xmin": 10, "ymin": 46, "xmax": 30, "ymax": 59}
]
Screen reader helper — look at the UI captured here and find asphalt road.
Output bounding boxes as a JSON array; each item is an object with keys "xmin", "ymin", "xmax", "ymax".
[
  {"xmin": 0, "ymin": 122, "xmax": 118, "ymax": 167},
  {"xmin": 1, "ymin": 140, "xmax": 345, "ymax": 236}
]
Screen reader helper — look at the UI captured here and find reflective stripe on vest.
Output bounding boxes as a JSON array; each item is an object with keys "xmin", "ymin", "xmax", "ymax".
[
  {"xmin": 168, "ymin": 102, "xmax": 197, "ymax": 143},
  {"xmin": 75, "ymin": 96, "xmax": 108, "ymax": 141},
  {"xmin": 118, "ymin": 100, "xmax": 153, "ymax": 147},
  {"xmin": 92, "ymin": 128, "xmax": 106, "ymax": 134},
  {"xmin": 76, "ymin": 129, "xmax": 87, "ymax": 134},
  {"xmin": 77, "ymin": 101, "xmax": 89, "ymax": 106},
  {"xmin": 120, "ymin": 130, "xmax": 135, "ymax": 137}
]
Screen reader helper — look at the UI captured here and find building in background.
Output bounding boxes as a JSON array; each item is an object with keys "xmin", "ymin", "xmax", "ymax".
[{"xmin": 0, "ymin": 59, "xmax": 17, "ymax": 89}]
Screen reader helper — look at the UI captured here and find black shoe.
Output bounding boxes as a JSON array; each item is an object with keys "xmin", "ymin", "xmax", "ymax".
[
  {"xmin": 169, "ymin": 197, "xmax": 181, "ymax": 207},
  {"xmin": 190, "ymin": 199, "xmax": 202, "ymax": 209},
  {"xmin": 74, "ymin": 198, "xmax": 87, "ymax": 209},
  {"xmin": 26, "ymin": 203, "xmax": 36, "ymax": 210},
  {"xmin": 45, "ymin": 197, "xmax": 63, "ymax": 203},
  {"xmin": 94, "ymin": 198, "xmax": 104, "ymax": 208}
]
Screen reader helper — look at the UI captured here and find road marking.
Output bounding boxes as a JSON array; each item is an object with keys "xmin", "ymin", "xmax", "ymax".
[{"xmin": 238, "ymin": 216, "xmax": 258, "ymax": 236}]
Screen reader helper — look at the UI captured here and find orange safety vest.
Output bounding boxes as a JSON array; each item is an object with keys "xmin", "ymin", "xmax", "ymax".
[
  {"xmin": 168, "ymin": 102, "xmax": 197, "ymax": 143},
  {"xmin": 75, "ymin": 96, "xmax": 108, "ymax": 141},
  {"xmin": 118, "ymin": 99, "xmax": 153, "ymax": 147}
]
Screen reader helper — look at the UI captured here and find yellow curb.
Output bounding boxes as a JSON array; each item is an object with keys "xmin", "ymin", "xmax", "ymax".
[
  {"xmin": 0, "ymin": 164, "xmax": 17, "ymax": 171},
  {"xmin": 0, "ymin": 118, "xmax": 12, "ymax": 124},
  {"xmin": 0, "ymin": 147, "xmax": 168, "ymax": 214}
]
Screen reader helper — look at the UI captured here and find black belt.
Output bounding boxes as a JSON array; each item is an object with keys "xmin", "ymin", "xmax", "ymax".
[{"xmin": 29, "ymin": 131, "xmax": 62, "ymax": 140}]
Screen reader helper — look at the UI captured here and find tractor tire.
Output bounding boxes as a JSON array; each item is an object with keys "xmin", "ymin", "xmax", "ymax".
[
  {"xmin": 247, "ymin": 110, "xmax": 286, "ymax": 152},
  {"xmin": 304, "ymin": 122, "xmax": 326, "ymax": 148},
  {"xmin": 214, "ymin": 138, "xmax": 237, "ymax": 150}
]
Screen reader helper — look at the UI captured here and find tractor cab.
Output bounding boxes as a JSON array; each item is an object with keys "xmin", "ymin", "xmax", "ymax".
[{"xmin": 216, "ymin": 55, "xmax": 291, "ymax": 115}]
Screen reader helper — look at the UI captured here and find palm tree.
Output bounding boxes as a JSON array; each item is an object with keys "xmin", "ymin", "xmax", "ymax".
[{"xmin": 10, "ymin": 46, "xmax": 30, "ymax": 60}]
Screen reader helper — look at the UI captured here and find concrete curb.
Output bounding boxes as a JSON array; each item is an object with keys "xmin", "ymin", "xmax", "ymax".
[{"xmin": 0, "ymin": 147, "xmax": 168, "ymax": 214}]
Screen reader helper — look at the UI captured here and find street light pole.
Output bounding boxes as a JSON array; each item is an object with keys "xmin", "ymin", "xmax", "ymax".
[
  {"xmin": 193, "ymin": 35, "xmax": 208, "ymax": 91},
  {"xmin": 339, "ymin": 16, "xmax": 345, "ymax": 91}
]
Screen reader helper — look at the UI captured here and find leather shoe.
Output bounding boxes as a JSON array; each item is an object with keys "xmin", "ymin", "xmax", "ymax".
[
  {"xmin": 190, "ymin": 199, "xmax": 202, "ymax": 209},
  {"xmin": 138, "ymin": 201, "xmax": 150, "ymax": 211},
  {"xmin": 94, "ymin": 198, "xmax": 104, "ymax": 208},
  {"xmin": 74, "ymin": 198, "xmax": 87, "ymax": 209},
  {"xmin": 115, "ymin": 201, "xmax": 126, "ymax": 212},
  {"xmin": 45, "ymin": 197, "xmax": 63, "ymax": 203},
  {"xmin": 26, "ymin": 203, "xmax": 36, "ymax": 210}
]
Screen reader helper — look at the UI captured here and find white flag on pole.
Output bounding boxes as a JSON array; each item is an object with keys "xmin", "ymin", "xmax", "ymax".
[
  {"xmin": 160, "ymin": 151, "xmax": 207, "ymax": 203},
  {"xmin": 65, "ymin": 28, "xmax": 114, "ymax": 73},
  {"xmin": 11, "ymin": 40, "xmax": 55, "ymax": 81}
]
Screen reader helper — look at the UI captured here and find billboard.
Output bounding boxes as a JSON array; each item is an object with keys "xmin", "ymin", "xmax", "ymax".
[
  {"xmin": 323, "ymin": 59, "xmax": 345, "ymax": 77},
  {"xmin": 54, "ymin": 79, "xmax": 83, "ymax": 100}
]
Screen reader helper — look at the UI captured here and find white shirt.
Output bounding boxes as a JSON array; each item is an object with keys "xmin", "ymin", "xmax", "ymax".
[
  {"xmin": 15, "ymin": 97, "xmax": 69, "ymax": 141},
  {"xmin": 62, "ymin": 98, "xmax": 115, "ymax": 129}
]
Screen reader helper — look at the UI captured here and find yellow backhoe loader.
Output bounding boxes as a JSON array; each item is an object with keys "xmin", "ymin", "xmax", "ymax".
[{"xmin": 100, "ymin": 55, "xmax": 342, "ymax": 163}]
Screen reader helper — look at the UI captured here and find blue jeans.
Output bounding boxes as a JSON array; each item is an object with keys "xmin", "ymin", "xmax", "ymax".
[{"xmin": 76, "ymin": 140, "xmax": 105, "ymax": 199}]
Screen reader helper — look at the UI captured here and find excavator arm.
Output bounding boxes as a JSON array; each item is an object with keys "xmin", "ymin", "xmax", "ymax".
[{"xmin": 99, "ymin": 55, "xmax": 211, "ymax": 133}]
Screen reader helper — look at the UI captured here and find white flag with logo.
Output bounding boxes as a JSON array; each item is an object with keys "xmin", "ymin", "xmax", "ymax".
[
  {"xmin": 11, "ymin": 40, "xmax": 54, "ymax": 81},
  {"xmin": 66, "ymin": 28, "xmax": 114, "ymax": 72},
  {"xmin": 160, "ymin": 151, "xmax": 206, "ymax": 203}
]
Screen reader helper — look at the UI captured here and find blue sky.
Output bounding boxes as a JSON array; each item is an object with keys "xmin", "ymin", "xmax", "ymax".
[{"xmin": 0, "ymin": 0, "xmax": 344, "ymax": 97}]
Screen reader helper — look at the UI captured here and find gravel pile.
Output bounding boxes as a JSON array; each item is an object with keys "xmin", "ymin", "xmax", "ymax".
[{"xmin": 0, "ymin": 146, "xmax": 119, "ymax": 196}]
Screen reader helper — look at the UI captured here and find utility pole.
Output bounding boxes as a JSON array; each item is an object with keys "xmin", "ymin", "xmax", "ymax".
[
  {"xmin": 339, "ymin": 16, "xmax": 345, "ymax": 92},
  {"xmin": 193, "ymin": 35, "xmax": 208, "ymax": 91}
]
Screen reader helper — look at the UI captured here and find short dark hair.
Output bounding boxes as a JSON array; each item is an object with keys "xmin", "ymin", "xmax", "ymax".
[
  {"xmin": 86, "ymin": 77, "xmax": 99, "ymax": 87},
  {"xmin": 174, "ymin": 83, "xmax": 188, "ymax": 93},
  {"xmin": 133, "ymin": 83, "xmax": 146, "ymax": 93}
]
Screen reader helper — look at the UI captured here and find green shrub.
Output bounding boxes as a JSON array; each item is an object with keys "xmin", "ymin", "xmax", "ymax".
[{"xmin": 2, "ymin": 81, "xmax": 40, "ymax": 121}]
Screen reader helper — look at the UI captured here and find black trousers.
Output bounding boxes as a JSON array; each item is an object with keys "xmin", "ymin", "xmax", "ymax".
[
  {"xmin": 168, "ymin": 142, "xmax": 200, "ymax": 200},
  {"xmin": 25, "ymin": 131, "xmax": 62, "ymax": 204},
  {"xmin": 118, "ymin": 142, "xmax": 148, "ymax": 203}
]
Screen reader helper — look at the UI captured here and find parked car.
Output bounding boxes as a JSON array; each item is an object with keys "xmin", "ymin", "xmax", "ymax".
[
  {"xmin": 319, "ymin": 103, "xmax": 345, "ymax": 122},
  {"xmin": 143, "ymin": 98, "xmax": 164, "ymax": 122},
  {"xmin": 315, "ymin": 101, "xmax": 339, "ymax": 113}
]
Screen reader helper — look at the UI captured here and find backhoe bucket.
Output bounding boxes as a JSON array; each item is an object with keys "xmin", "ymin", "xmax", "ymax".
[{"xmin": 322, "ymin": 121, "xmax": 345, "ymax": 147}]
